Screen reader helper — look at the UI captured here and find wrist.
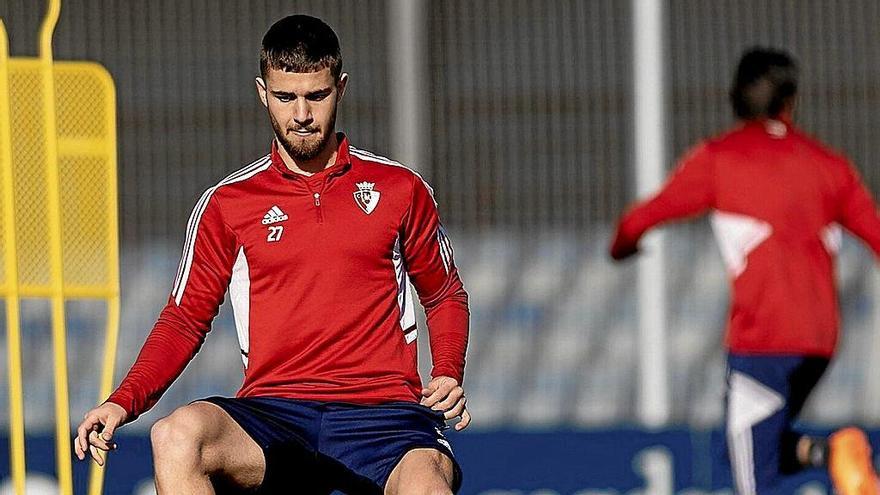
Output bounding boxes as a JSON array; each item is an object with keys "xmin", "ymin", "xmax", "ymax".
[
  {"xmin": 431, "ymin": 371, "xmax": 463, "ymax": 385},
  {"xmin": 103, "ymin": 399, "xmax": 130, "ymax": 422}
]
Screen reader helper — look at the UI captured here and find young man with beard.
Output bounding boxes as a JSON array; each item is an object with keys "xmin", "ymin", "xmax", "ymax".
[
  {"xmin": 74, "ymin": 15, "xmax": 470, "ymax": 494},
  {"xmin": 610, "ymin": 48, "xmax": 880, "ymax": 495}
]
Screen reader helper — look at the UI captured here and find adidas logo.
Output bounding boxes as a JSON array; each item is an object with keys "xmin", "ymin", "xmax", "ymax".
[{"xmin": 261, "ymin": 205, "xmax": 289, "ymax": 225}]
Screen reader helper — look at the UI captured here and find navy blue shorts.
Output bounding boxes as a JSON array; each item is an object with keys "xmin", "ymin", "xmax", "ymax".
[
  {"xmin": 198, "ymin": 396, "xmax": 462, "ymax": 494},
  {"xmin": 725, "ymin": 353, "xmax": 829, "ymax": 494}
]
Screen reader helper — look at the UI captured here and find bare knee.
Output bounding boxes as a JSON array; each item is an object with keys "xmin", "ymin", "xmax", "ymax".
[{"xmin": 151, "ymin": 404, "xmax": 214, "ymax": 470}]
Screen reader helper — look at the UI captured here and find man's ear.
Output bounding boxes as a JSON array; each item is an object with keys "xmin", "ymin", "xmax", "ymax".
[
  {"xmin": 256, "ymin": 76, "xmax": 268, "ymax": 108},
  {"xmin": 336, "ymin": 73, "xmax": 349, "ymax": 102}
]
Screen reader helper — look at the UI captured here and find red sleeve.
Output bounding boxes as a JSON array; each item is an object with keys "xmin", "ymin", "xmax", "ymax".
[
  {"xmin": 836, "ymin": 160, "xmax": 880, "ymax": 257},
  {"xmin": 610, "ymin": 144, "xmax": 715, "ymax": 259},
  {"xmin": 401, "ymin": 175, "xmax": 469, "ymax": 383},
  {"xmin": 107, "ymin": 193, "xmax": 237, "ymax": 420}
]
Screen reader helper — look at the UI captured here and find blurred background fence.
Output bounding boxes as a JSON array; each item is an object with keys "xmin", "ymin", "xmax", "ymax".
[{"xmin": 3, "ymin": 0, "xmax": 880, "ymax": 492}]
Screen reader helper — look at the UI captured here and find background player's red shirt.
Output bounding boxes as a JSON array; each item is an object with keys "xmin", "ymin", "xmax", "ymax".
[
  {"xmin": 108, "ymin": 135, "xmax": 469, "ymax": 419},
  {"xmin": 611, "ymin": 120, "xmax": 880, "ymax": 357}
]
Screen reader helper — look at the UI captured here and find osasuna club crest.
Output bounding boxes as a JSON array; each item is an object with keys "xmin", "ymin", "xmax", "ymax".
[{"xmin": 354, "ymin": 181, "xmax": 381, "ymax": 214}]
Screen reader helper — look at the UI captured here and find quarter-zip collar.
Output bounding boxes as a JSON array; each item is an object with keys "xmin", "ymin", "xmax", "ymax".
[{"xmin": 270, "ymin": 132, "xmax": 353, "ymax": 182}]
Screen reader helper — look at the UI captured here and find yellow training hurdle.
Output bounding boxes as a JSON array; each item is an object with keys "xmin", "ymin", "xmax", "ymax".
[{"xmin": 0, "ymin": 0, "xmax": 120, "ymax": 493}]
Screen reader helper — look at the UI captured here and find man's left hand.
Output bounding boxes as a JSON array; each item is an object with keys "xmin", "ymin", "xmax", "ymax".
[{"xmin": 421, "ymin": 376, "xmax": 471, "ymax": 431}]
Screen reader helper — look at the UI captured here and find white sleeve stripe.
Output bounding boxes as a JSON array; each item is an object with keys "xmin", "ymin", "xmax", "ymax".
[
  {"xmin": 175, "ymin": 157, "xmax": 271, "ymax": 292},
  {"xmin": 439, "ymin": 232, "xmax": 449, "ymax": 272},
  {"xmin": 172, "ymin": 189, "xmax": 220, "ymax": 303},
  {"xmin": 173, "ymin": 155, "xmax": 270, "ymax": 297},
  {"xmin": 174, "ymin": 159, "xmax": 270, "ymax": 302},
  {"xmin": 437, "ymin": 227, "xmax": 455, "ymax": 274},
  {"xmin": 172, "ymin": 187, "xmax": 214, "ymax": 292},
  {"xmin": 442, "ymin": 228, "xmax": 454, "ymax": 258},
  {"xmin": 171, "ymin": 156, "xmax": 271, "ymax": 304},
  {"xmin": 176, "ymin": 154, "xmax": 271, "ymax": 286}
]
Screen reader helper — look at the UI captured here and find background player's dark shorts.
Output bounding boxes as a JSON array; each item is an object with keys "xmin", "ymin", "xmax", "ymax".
[
  {"xmin": 197, "ymin": 396, "xmax": 462, "ymax": 494},
  {"xmin": 724, "ymin": 354, "xmax": 830, "ymax": 494}
]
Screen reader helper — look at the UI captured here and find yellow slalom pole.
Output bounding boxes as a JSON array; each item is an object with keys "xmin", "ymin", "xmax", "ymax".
[
  {"xmin": 0, "ymin": 19, "xmax": 26, "ymax": 495},
  {"xmin": 87, "ymin": 296, "xmax": 119, "ymax": 495},
  {"xmin": 38, "ymin": 0, "xmax": 73, "ymax": 494},
  {"xmin": 88, "ymin": 67, "xmax": 120, "ymax": 495}
]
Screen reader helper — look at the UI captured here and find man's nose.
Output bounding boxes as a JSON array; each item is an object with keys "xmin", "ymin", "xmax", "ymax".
[{"xmin": 293, "ymin": 99, "xmax": 312, "ymax": 125}]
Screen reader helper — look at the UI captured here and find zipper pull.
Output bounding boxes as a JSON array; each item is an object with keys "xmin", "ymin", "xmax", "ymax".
[{"xmin": 313, "ymin": 192, "xmax": 321, "ymax": 206}]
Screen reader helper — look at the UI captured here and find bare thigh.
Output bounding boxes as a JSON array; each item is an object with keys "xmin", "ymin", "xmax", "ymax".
[
  {"xmin": 384, "ymin": 448, "xmax": 455, "ymax": 495},
  {"xmin": 169, "ymin": 401, "xmax": 266, "ymax": 490}
]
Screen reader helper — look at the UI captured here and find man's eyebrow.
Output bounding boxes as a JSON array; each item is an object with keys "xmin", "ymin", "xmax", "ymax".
[
  {"xmin": 306, "ymin": 87, "xmax": 333, "ymax": 96},
  {"xmin": 269, "ymin": 87, "xmax": 332, "ymax": 97}
]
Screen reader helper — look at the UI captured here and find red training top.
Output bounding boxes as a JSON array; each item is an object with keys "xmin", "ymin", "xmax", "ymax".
[
  {"xmin": 109, "ymin": 135, "xmax": 469, "ymax": 419},
  {"xmin": 611, "ymin": 119, "xmax": 880, "ymax": 357}
]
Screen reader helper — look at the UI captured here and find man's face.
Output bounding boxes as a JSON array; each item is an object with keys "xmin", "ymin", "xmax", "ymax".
[{"xmin": 256, "ymin": 67, "xmax": 347, "ymax": 162}]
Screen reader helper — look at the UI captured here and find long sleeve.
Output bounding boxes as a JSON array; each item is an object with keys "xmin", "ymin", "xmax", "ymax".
[
  {"xmin": 401, "ymin": 175, "xmax": 469, "ymax": 383},
  {"xmin": 836, "ymin": 161, "xmax": 880, "ymax": 257},
  {"xmin": 610, "ymin": 144, "xmax": 715, "ymax": 259},
  {"xmin": 107, "ymin": 193, "xmax": 238, "ymax": 420}
]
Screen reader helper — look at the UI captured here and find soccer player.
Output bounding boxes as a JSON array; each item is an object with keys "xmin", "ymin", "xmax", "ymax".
[
  {"xmin": 74, "ymin": 15, "xmax": 470, "ymax": 494},
  {"xmin": 610, "ymin": 48, "xmax": 880, "ymax": 495}
]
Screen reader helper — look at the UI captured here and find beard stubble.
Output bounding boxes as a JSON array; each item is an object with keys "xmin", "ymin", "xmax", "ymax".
[{"xmin": 270, "ymin": 105, "xmax": 338, "ymax": 163}]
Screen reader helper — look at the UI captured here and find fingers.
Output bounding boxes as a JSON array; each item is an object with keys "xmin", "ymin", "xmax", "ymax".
[
  {"xmin": 75, "ymin": 425, "xmax": 86, "ymax": 460},
  {"xmin": 419, "ymin": 381, "xmax": 439, "ymax": 406},
  {"xmin": 421, "ymin": 379, "xmax": 456, "ymax": 408},
  {"xmin": 443, "ymin": 395, "xmax": 467, "ymax": 420},
  {"xmin": 454, "ymin": 409, "xmax": 471, "ymax": 431},
  {"xmin": 94, "ymin": 414, "xmax": 121, "ymax": 451},
  {"xmin": 90, "ymin": 428, "xmax": 117, "ymax": 452},
  {"xmin": 101, "ymin": 414, "xmax": 120, "ymax": 443},
  {"xmin": 75, "ymin": 408, "xmax": 121, "ymax": 463},
  {"xmin": 433, "ymin": 386, "xmax": 464, "ymax": 412},
  {"xmin": 422, "ymin": 377, "xmax": 470, "ymax": 431},
  {"xmin": 74, "ymin": 430, "xmax": 85, "ymax": 460},
  {"xmin": 75, "ymin": 415, "xmax": 99, "ymax": 461},
  {"xmin": 88, "ymin": 440, "xmax": 104, "ymax": 466}
]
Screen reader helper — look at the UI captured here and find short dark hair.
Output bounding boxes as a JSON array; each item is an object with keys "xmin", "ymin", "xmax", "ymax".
[
  {"xmin": 260, "ymin": 15, "xmax": 342, "ymax": 81},
  {"xmin": 729, "ymin": 47, "xmax": 798, "ymax": 120}
]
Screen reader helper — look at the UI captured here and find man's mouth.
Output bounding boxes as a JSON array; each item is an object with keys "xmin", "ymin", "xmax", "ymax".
[{"xmin": 291, "ymin": 128, "xmax": 318, "ymax": 137}]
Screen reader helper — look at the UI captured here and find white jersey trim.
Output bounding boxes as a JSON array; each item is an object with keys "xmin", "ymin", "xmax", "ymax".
[
  {"xmin": 393, "ymin": 235, "xmax": 417, "ymax": 343},
  {"xmin": 710, "ymin": 210, "xmax": 772, "ymax": 279},
  {"xmin": 821, "ymin": 223, "xmax": 842, "ymax": 256},
  {"xmin": 437, "ymin": 226, "xmax": 454, "ymax": 274},
  {"xmin": 172, "ymin": 155, "xmax": 271, "ymax": 305},
  {"xmin": 229, "ymin": 246, "xmax": 251, "ymax": 368}
]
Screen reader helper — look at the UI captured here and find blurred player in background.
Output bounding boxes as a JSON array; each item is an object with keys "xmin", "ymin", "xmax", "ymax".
[
  {"xmin": 610, "ymin": 47, "xmax": 880, "ymax": 495},
  {"xmin": 73, "ymin": 14, "xmax": 470, "ymax": 494}
]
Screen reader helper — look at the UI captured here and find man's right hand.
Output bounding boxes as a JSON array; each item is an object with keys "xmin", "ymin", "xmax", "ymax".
[
  {"xmin": 74, "ymin": 401, "xmax": 128, "ymax": 466},
  {"xmin": 609, "ymin": 235, "xmax": 639, "ymax": 261},
  {"xmin": 609, "ymin": 223, "xmax": 642, "ymax": 261}
]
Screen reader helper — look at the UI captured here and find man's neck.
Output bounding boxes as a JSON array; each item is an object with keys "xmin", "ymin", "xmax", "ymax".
[{"xmin": 276, "ymin": 134, "xmax": 339, "ymax": 176}]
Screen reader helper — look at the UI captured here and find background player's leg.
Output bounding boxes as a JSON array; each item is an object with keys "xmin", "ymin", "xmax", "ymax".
[
  {"xmin": 780, "ymin": 357, "xmax": 831, "ymax": 474},
  {"xmin": 728, "ymin": 400, "xmax": 788, "ymax": 494},
  {"xmin": 150, "ymin": 401, "xmax": 265, "ymax": 494},
  {"xmin": 726, "ymin": 355, "xmax": 793, "ymax": 494},
  {"xmin": 384, "ymin": 448, "xmax": 455, "ymax": 495}
]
